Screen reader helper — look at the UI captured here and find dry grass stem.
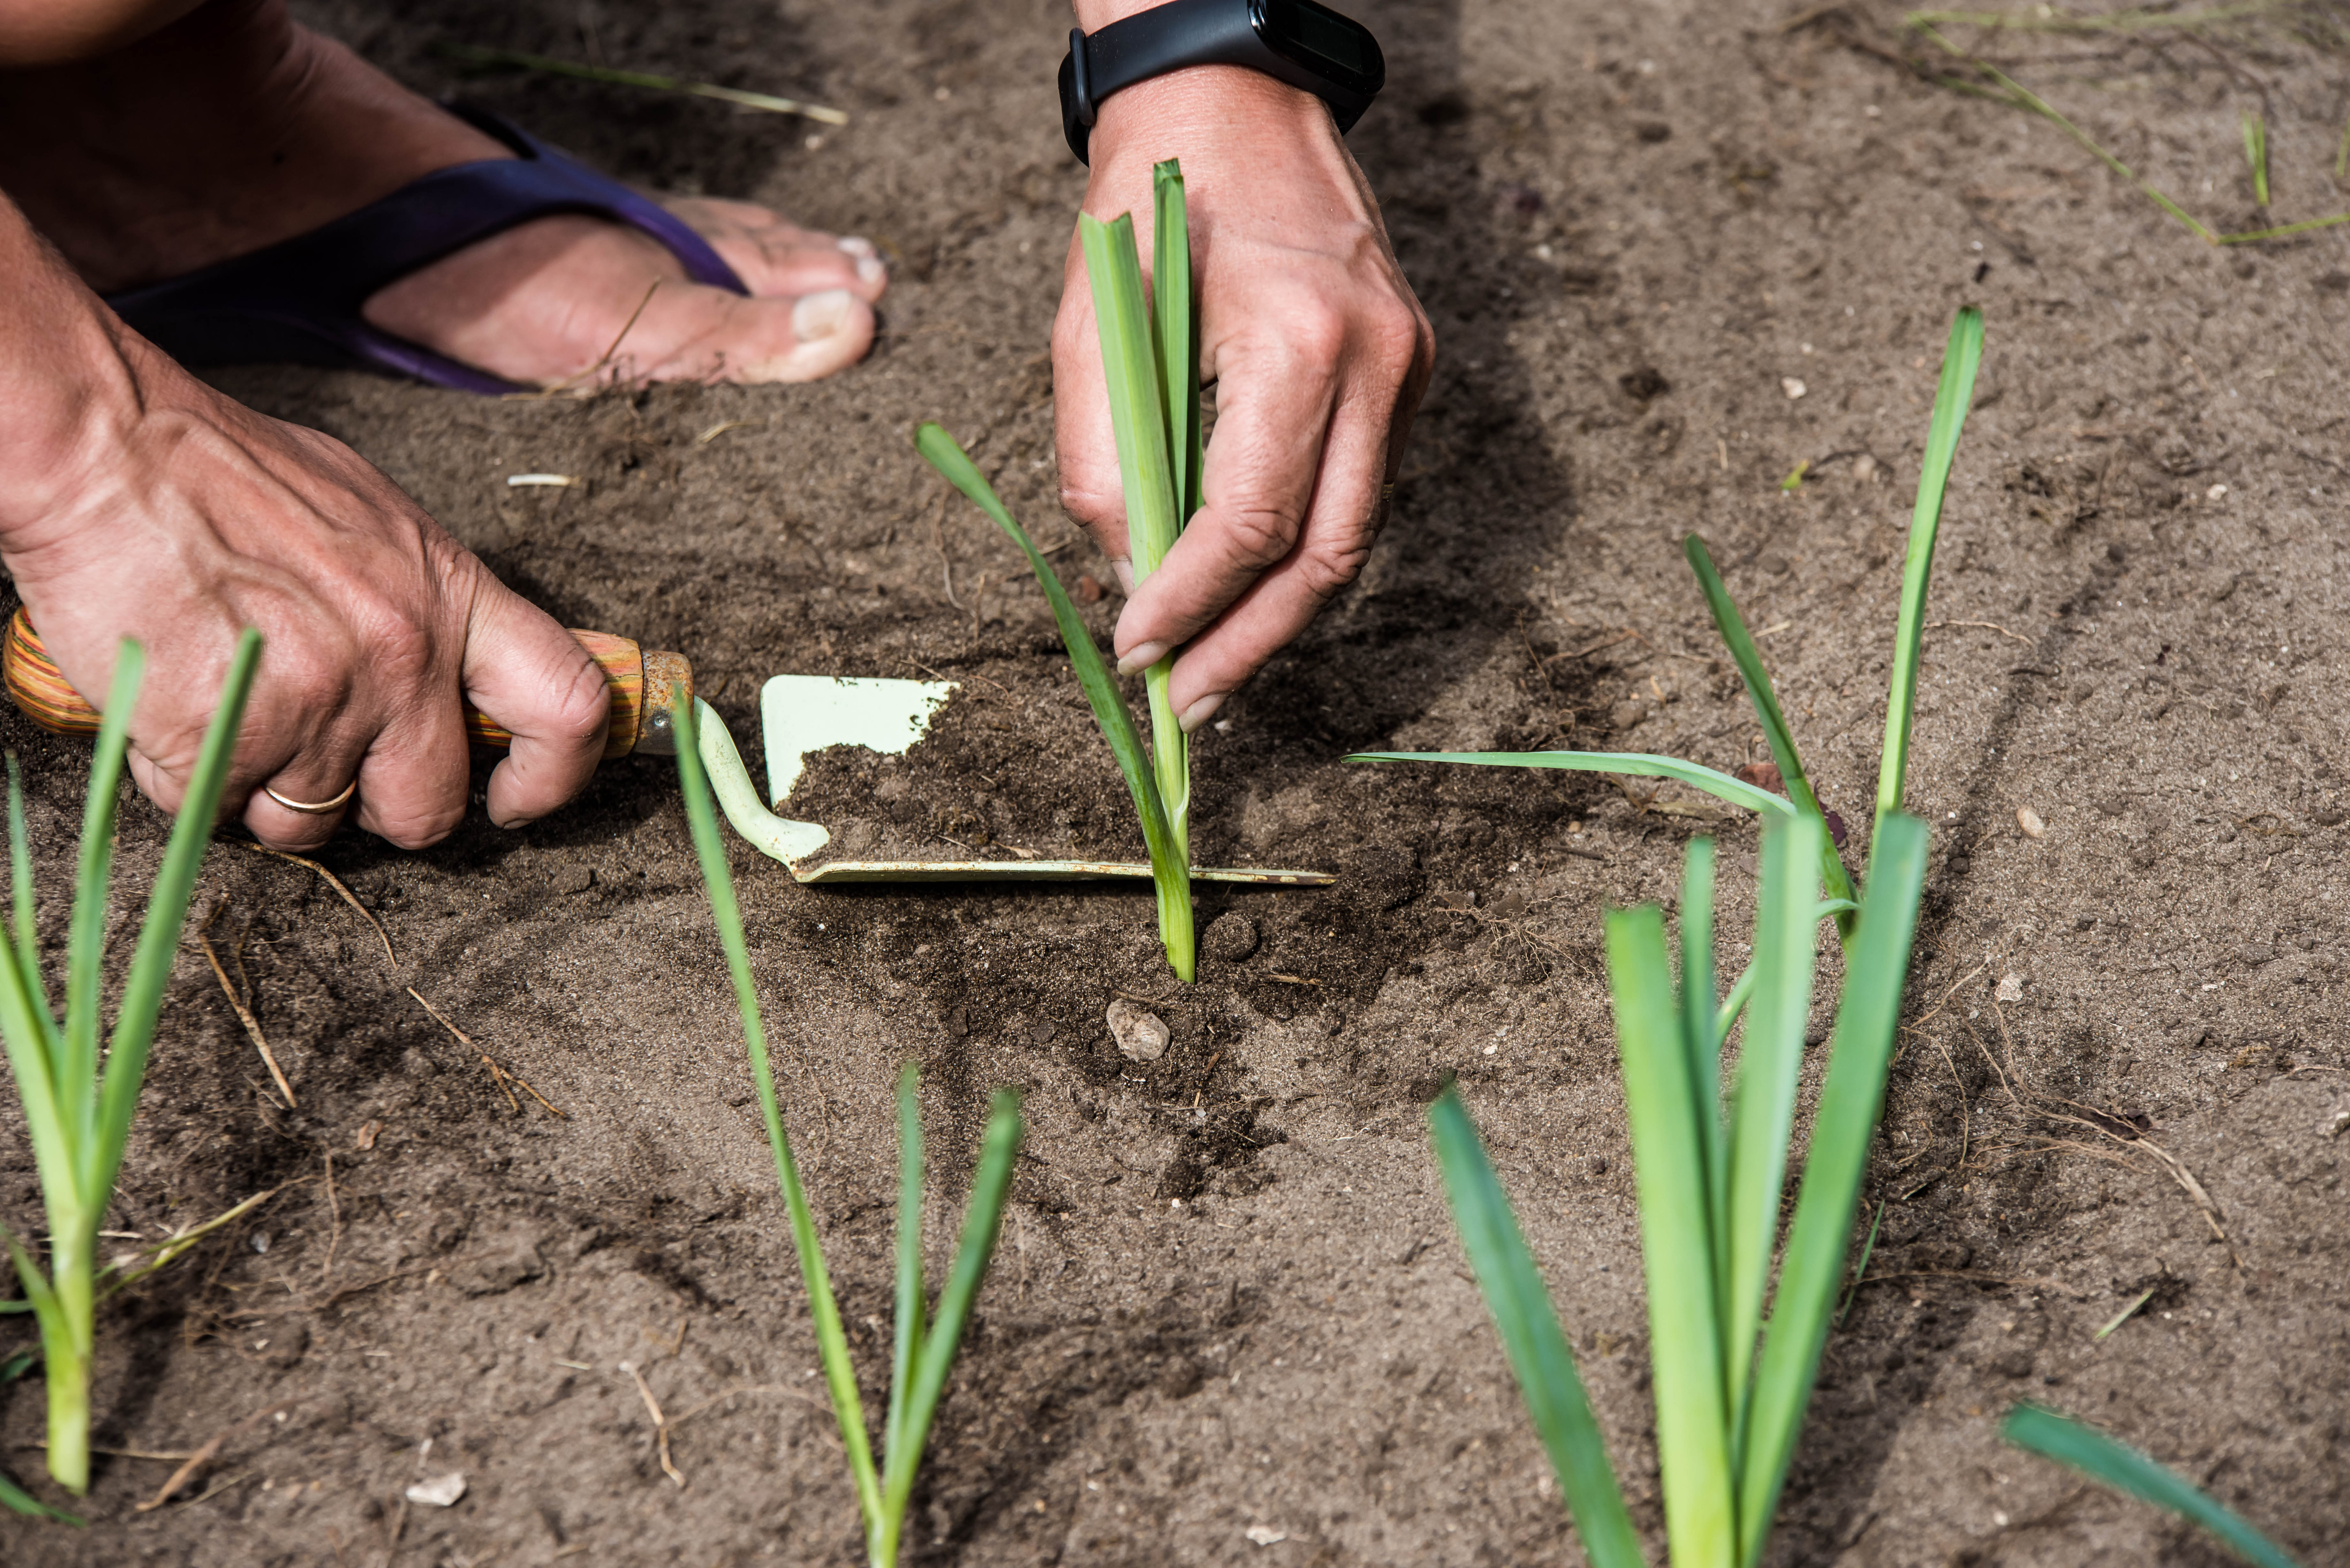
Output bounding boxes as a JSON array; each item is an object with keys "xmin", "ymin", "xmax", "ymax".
[
  {"xmin": 197, "ymin": 907, "xmax": 297, "ymax": 1108},
  {"xmin": 622, "ymin": 1362, "xmax": 686, "ymax": 1489},
  {"xmin": 134, "ymin": 1399, "xmax": 294, "ymax": 1511},
  {"xmin": 240, "ymin": 844, "xmax": 398, "ymax": 967},
  {"xmin": 404, "ymin": 987, "xmax": 566, "ymax": 1119}
]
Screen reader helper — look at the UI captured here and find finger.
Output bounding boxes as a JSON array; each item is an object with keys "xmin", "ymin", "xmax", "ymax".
[
  {"xmin": 1157, "ymin": 406, "xmax": 1396, "ymax": 724},
  {"xmin": 460, "ymin": 587, "xmax": 611, "ymax": 831},
  {"xmin": 1051, "ymin": 240, "xmax": 1134, "ymax": 582},
  {"xmin": 1110, "ymin": 313, "xmax": 1342, "ymax": 669}
]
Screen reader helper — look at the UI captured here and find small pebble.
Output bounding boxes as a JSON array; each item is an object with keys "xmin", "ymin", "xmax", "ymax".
[
  {"xmin": 2016, "ymin": 805, "xmax": 2045, "ymax": 839},
  {"xmin": 406, "ymin": 1473, "xmax": 467, "ymax": 1508},
  {"xmin": 1781, "ymin": 377, "xmax": 1808, "ymax": 399},
  {"xmin": 1852, "ymin": 453, "xmax": 1879, "ymax": 482},
  {"xmin": 1106, "ymin": 999, "xmax": 1170, "ymax": 1063},
  {"xmin": 2327, "ymin": 1109, "xmax": 2349, "ymax": 1138},
  {"xmin": 1995, "ymin": 973, "xmax": 2024, "ymax": 1003}
]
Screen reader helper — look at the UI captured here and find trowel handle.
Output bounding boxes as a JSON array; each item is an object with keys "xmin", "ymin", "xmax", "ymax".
[{"xmin": 2, "ymin": 607, "xmax": 693, "ymax": 760}]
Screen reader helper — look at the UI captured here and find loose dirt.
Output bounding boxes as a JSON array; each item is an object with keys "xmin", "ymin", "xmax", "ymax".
[{"xmin": 4, "ymin": 0, "xmax": 2347, "ymax": 1563}]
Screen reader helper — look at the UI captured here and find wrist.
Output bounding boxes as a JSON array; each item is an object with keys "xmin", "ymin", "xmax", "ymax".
[
  {"xmin": 0, "ymin": 301, "xmax": 153, "ymax": 571},
  {"xmin": 1083, "ymin": 64, "xmax": 1335, "ymax": 184}
]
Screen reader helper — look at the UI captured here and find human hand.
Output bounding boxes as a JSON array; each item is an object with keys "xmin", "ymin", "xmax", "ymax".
[
  {"xmin": 1052, "ymin": 61, "xmax": 1433, "ymax": 730},
  {"xmin": 1, "ymin": 198, "xmax": 609, "ymax": 849}
]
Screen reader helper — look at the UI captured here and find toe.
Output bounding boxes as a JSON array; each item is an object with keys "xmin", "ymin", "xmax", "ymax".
[
  {"xmin": 665, "ymin": 197, "xmax": 889, "ymax": 303},
  {"xmin": 620, "ymin": 284, "xmax": 876, "ymax": 385}
]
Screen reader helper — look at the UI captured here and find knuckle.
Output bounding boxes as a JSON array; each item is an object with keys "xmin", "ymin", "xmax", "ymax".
[
  {"xmin": 1294, "ymin": 538, "xmax": 1372, "ymax": 602},
  {"xmin": 1220, "ymin": 505, "xmax": 1304, "ymax": 571},
  {"xmin": 546, "ymin": 652, "xmax": 615, "ymax": 747},
  {"xmin": 1361, "ymin": 300, "xmax": 1430, "ymax": 377}
]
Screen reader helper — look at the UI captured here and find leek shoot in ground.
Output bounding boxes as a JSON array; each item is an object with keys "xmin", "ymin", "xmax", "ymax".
[
  {"xmin": 675, "ymin": 700, "xmax": 1021, "ymax": 1566},
  {"xmin": 1432, "ymin": 810, "xmax": 1928, "ymax": 1567},
  {"xmin": 915, "ymin": 162, "xmax": 1203, "ymax": 981},
  {"xmin": 0, "ymin": 630, "xmax": 260, "ymax": 1503}
]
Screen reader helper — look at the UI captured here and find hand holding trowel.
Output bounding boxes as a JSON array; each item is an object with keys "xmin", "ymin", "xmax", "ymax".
[{"xmin": 3, "ymin": 608, "xmax": 1330, "ymax": 888}]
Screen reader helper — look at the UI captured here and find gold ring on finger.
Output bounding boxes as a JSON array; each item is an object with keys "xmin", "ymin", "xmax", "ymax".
[{"xmin": 263, "ymin": 779, "xmax": 358, "ymax": 816}]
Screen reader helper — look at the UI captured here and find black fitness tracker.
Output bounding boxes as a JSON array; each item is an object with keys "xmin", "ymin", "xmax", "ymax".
[{"xmin": 1058, "ymin": 0, "xmax": 1385, "ymax": 165}]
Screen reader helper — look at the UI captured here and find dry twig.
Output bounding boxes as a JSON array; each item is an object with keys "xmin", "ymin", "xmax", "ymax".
[
  {"xmin": 240, "ymin": 844, "xmax": 398, "ymax": 967},
  {"xmin": 197, "ymin": 905, "xmax": 297, "ymax": 1108}
]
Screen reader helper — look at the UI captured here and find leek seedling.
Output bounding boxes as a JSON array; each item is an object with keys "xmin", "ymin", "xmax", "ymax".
[
  {"xmin": 915, "ymin": 164, "xmax": 1202, "ymax": 981},
  {"xmin": 0, "ymin": 631, "xmax": 261, "ymax": 1501},
  {"xmin": 674, "ymin": 700, "xmax": 1022, "ymax": 1566},
  {"xmin": 1431, "ymin": 809, "xmax": 1930, "ymax": 1567},
  {"xmin": 1351, "ymin": 305, "xmax": 1985, "ymax": 954},
  {"xmin": 2002, "ymin": 1404, "xmax": 2301, "ymax": 1568}
]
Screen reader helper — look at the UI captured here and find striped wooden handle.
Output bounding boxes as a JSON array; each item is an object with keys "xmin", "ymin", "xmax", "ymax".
[{"xmin": 2, "ymin": 607, "xmax": 692, "ymax": 759}]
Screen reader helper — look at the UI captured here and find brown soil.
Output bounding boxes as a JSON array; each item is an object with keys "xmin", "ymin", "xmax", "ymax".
[{"xmin": 5, "ymin": 0, "xmax": 2349, "ymax": 1564}]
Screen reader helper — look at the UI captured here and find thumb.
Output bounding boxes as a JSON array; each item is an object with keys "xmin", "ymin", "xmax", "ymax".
[{"xmin": 460, "ymin": 583, "xmax": 611, "ymax": 828}]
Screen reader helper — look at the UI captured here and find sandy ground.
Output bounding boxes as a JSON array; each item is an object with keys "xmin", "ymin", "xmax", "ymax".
[{"xmin": 4, "ymin": 0, "xmax": 2348, "ymax": 1564}]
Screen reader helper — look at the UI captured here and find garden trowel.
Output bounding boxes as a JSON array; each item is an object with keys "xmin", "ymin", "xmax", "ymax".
[{"xmin": 3, "ymin": 611, "xmax": 1332, "ymax": 887}]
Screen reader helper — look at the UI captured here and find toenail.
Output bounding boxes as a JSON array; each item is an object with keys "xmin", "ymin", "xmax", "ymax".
[{"xmin": 793, "ymin": 289, "xmax": 857, "ymax": 342}]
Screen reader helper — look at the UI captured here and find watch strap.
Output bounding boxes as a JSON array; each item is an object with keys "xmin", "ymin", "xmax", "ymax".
[{"xmin": 1059, "ymin": 0, "xmax": 1381, "ymax": 164}]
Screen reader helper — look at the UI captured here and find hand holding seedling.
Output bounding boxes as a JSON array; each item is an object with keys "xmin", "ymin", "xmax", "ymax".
[
  {"xmin": 0, "ymin": 199, "xmax": 612, "ymax": 850},
  {"xmin": 1052, "ymin": 31, "xmax": 1434, "ymax": 730}
]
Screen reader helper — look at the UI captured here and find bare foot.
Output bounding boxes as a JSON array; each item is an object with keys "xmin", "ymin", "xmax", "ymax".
[{"xmin": 0, "ymin": 0, "xmax": 884, "ymax": 386}]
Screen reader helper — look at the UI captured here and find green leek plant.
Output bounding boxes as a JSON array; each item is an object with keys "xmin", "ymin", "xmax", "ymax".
[
  {"xmin": 0, "ymin": 630, "xmax": 261, "ymax": 1503},
  {"xmin": 1431, "ymin": 809, "xmax": 1928, "ymax": 1567},
  {"xmin": 673, "ymin": 700, "xmax": 1022, "ymax": 1567},
  {"xmin": 1394, "ymin": 307, "xmax": 1991, "ymax": 1562},
  {"xmin": 2001, "ymin": 1404, "xmax": 2301, "ymax": 1568},
  {"xmin": 1350, "ymin": 305, "xmax": 1985, "ymax": 955},
  {"xmin": 917, "ymin": 159, "xmax": 1202, "ymax": 981}
]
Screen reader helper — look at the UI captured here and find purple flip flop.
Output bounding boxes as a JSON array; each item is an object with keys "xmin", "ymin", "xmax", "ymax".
[{"xmin": 103, "ymin": 103, "xmax": 747, "ymax": 396}]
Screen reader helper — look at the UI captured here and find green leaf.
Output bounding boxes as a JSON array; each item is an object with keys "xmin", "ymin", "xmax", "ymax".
[
  {"xmin": 0, "ymin": 1464, "xmax": 80, "ymax": 1525},
  {"xmin": 672, "ymin": 699, "xmax": 882, "ymax": 1531},
  {"xmin": 916, "ymin": 423, "xmax": 1194, "ymax": 980},
  {"xmin": 1346, "ymin": 750, "xmax": 1795, "ymax": 819},
  {"xmin": 1876, "ymin": 307, "xmax": 1983, "ymax": 830},
  {"xmin": 2001, "ymin": 1404, "xmax": 2301, "ymax": 1568},
  {"xmin": 1081, "ymin": 206, "xmax": 1190, "ymax": 854},
  {"xmin": 877, "ymin": 1090, "xmax": 1023, "ymax": 1560},
  {"xmin": 63, "ymin": 643, "xmax": 143, "ymax": 1156},
  {"xmin": 1428, "ymin": 1089, "xmax": 1644, "ymax": 1568},
  {"xmin": 883, "ymin": 1062, "xmax": 925, "ymax": 1479},
  {"xmin": 1606, "ymin": 903, "xmax": 1734, "ymax": 1566},
  {"xmin": 88, "ymin": 630, "xmax": 260, "ymax": 1209},
  {"xmin": 4, "ymin": 756, "xmax": 55, "ymax": 1064},
  {"xmin": 1737, "ymin": 814, "xmax": 1928, "ymax": 1565},
  {"xmin": 1676, "ymin": 840, "xmax": 1729, "ymax": 1307},
  {"xmin": 1680, "ymin": 537, "xmax": 1857, "ymax": 941},
  {"xmin": 1152, "ymin": 159, "xmax": 1202, "ymax": 527},
  {"xmin": 1719, "ymin": 813, "xmax": 1824, "ymax": 1466}
]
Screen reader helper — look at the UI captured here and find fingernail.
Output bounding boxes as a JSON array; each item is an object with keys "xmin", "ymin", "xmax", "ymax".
[
  {"xmin": 1110, "ymin": 559, "xmax": 1137, "ymax": 595},
  {"xmin": 792, "ymin": 288, "xmax": 856, "ymax": 342},
  {"xmin": 1116, "ymin": 640, "xmax": 1170, "ymax": 676},
  {"xmin": 855, "ymin": 253, "xmax": 886, "ymax": 285},
  {"xmin": 1179, "ymin": 693, "xmax": 1227, "ymax": 733},
  {"xmin": 838, "ymin": 236, "xmax": 876, "ymax": 258}
]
